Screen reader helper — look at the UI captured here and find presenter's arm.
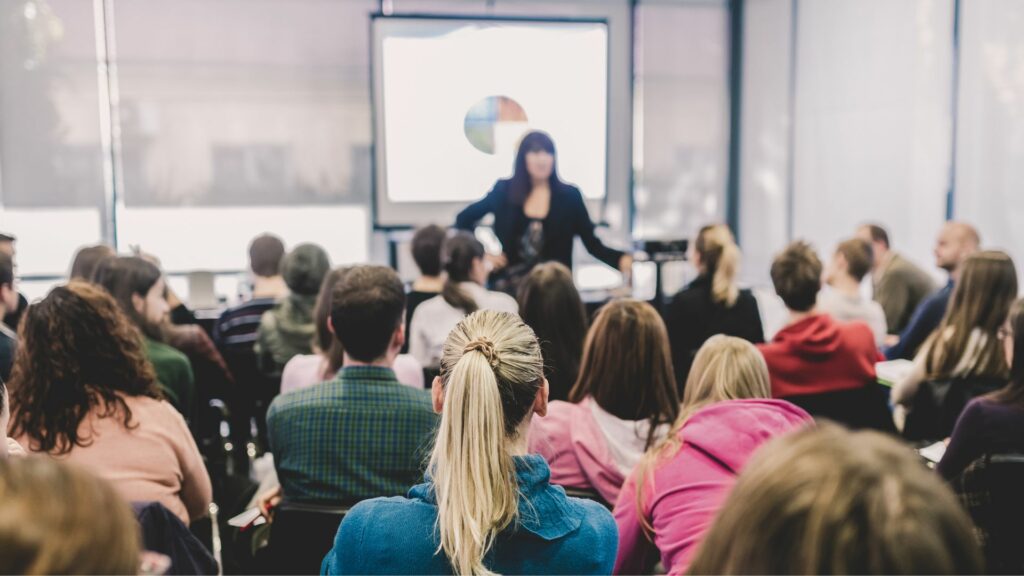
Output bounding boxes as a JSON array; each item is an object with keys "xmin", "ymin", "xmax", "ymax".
[
  {"xmin": 569, "ymin": 187, "xmax": 631, "ymax": 273},
  {"xmin": 454, "ymin": 184, "xmax": 500, "ymax": 231}
]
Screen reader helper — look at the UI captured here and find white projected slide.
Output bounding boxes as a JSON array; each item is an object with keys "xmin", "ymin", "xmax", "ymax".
[{"xmin": 372, "ymin": 16, "xmax": 609, "ymax": 227}]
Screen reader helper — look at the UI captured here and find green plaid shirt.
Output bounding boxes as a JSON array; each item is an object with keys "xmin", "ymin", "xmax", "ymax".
[{"xmin": 267, "ymin": 366, "xmax": 438, "ymax": 504}]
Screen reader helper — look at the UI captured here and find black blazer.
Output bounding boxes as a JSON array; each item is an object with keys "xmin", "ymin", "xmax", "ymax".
[
  {"xmin": 454, "ymin": 179, "xmax": 624, "ymax": 270},
  {"xmin": 665, "ymin": 275, "xmax": 765, "ymax": 387}
]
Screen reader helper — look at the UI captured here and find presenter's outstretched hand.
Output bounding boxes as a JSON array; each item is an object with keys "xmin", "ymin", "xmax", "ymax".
[{"xmin": 618, "ymin": 254, "xmax": 634, "ymax": 285}]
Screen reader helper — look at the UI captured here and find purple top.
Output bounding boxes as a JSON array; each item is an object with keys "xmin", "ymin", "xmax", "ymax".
[{"xmin": 938, "ymin": 396, "xmax": 1024, "ymax": 480}]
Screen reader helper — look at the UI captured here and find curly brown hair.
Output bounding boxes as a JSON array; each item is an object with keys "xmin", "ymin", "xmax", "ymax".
[{"xmin": 8, "ymin": 281, "xmax": 162, "ymax": 454}]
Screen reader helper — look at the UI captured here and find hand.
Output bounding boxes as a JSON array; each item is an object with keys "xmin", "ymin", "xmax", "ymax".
[
  {"xmin": 257, "ymin": 485, "xmax": 282, "ymax": 522},
  {"xmin": 884, "ymin": 334, "xmax": 900, "ymax": 348},
  {"xmin": 486, "ymin": 253, "xmax": 508, "ymax": 271},
  {"xmin": 618, "ymin": 254, "xmax": 634, "ymax": 283}
]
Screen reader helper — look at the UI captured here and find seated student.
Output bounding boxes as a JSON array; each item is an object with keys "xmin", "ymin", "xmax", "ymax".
[
  {"xmin": 0, "ymin": 457, "xmax": 141, "ymax": 575},
  {"xmin": 69, "ymin": 243, "xmax": 115, "ymax": 281},
  {"xmin": 9, "ymin": 282, "xmax": 212, "ymax": 525},
  {"xmin": 665, "ymin": 224, "xmax": 764, "ymax": 388},
  {"xmin": 818, "ymin": 238, "xmax": 888, "ymax": 346},
  {"xmin": 886, "ymin": 221, "xmax": 980, "ymax": 360},
  {"xmin": 255, "ymin": 243, "xmax": 330, "ymax": 380},
  {"xmin": 893, "ymin": 251, "xmax": 1017, "ymax": 409},
  {"xmin": 517, "ymin": 261, "xmax": 588, "ymax": 401},
  {"xmin": 213, "ymin": 233, "xmax": 288, "ymax": 355},
  {"xmin": 402, "ymin": 224, "xmax": 446, "ymax": 354},
  {"xmin": 0, "ymin": 252, "xmax": 19, "ymax": 382},
  {"xmin": 281, "ymin": 267, "xmax": 424, "ymax": 393},
  {"xmin": 527, "ymin": 299, "xmax": 679, "ymax": 504},
  {"xmin": 267, "ymin": 265, "xmax": 436, "ymax": 504},
  {"xmin": 0, "ymin": 383, "xmax": 25, "ymax": 457},
  {"xmin": 939, "ymin": 298, "xmax": 1024, "ymax": 479},
  {"xmin": 322, "ymin": 310, "xmax": 617, "ymax": 575},
  {"xmin": 409, "ymin": 232, "xmax": 518, "ymax": 369},
  {"xmin": 0, "ymin": 233, "xmax": 28, "ymax": 332},
  {"xmin": 614, "ymin": 335, "xmax": 812, "ymax": 575},
  {"xmin": 857, "ymin": 223, "xmax": 937, "ymax": 335},
  {"xmin": 94, "ymin": 256, "xmax": 196, "ymax": 416},
  {"xmin": 689, "ymin": 425, "xmax": 983, "ymax": 575},
  {"xmin": 758, "ymin": 241, "xmax": 881, "ymax": 400}
]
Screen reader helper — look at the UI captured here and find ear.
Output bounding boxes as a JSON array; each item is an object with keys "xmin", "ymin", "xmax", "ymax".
[
  {"xmin": 327, "ymin": 316, "xmax": 336, "ymax": 336},
  {"xmin": 533, "ymin": 377, "xmax": 549, "ymax": 418},
  {"xmin": 131, "ymin": 292, "xmax": 146, "ymax": 315},
  {"xmin": 393, "ymin": 322, "xmax": 406, "ymax": 351},
  {"xmin": 431, "ymin": 378, "xmax": 444, "ymax": 414}
]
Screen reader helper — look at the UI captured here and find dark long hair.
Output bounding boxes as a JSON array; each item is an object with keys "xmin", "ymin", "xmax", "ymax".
[
  {"xmin": 69, "ymin": 244, "xmax": 115, "ymax": 281},
  {"xmin": 314, "ymin": 267, "xmax": 352, "ymax": 376},
  {"xmin": 517, "ymin": 262, "xmax": 588, "ymax": 402},
  {"xmin": 8, "ymin": 282, "xmax": 162, "ymax": 454},
  {"xmin": 93, "ymin": 256, "xmax": 165, "ymax": 341},
  {"xmin": 508, "ymin": 131, "xmax": 564, "ymax": 205},
  {"xmin": 441, "ymin": 233, "xmax": 485, "ymax": 315},
  {"xmin": 991, "ymin": 298, "xmax": 1024, "ymax": 407}
]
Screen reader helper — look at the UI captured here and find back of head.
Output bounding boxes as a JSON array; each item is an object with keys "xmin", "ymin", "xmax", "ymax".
[
  {"xmin": 860, "ymin": 223, "xmax": 890, "ymax": 249},
  {"xmin": 570, "ymin": 299, "xmax": 679, "ymax": 449},
  {"xmin": 835, "ymin": 238, "xmax": 874, "ymax": 282},
  {"xmin": 281, "ymin": 243, "xmax": 330, "ymax": 296},
  {"xmin": 994, "ymin": 299, "xmax": 1024, "ymax": 406},
  {"xmin": 441, "ymin": 232, "xmax": 485, "ymax": 314},
  {"xmin": 516, "ymin": 262, "xmax": 588, "ymax": 400},
  {"xmin": 936, "ymin": 222, "xmax": 982, "ymax": 273},
  {"xmin": 771, "ymin": 241, "xmax": 823, "ymax": 312},
  {"xmin": 90, "ymin": 256, "xmax": 163, "ymax": 337},
  {"xmin": 689, "ymin": 425, "xmax": 983, "ymax": 575},
  {"xmin": 432, "ymin": 310, "xmax": 544, "ymax": 576},
  {"xmin": 695, "ymin": 224, "xmax": 741, "ymax": 307},
  {"xmin": 0, "ymin": 251, "xmax": 13, "ymax": 290},
  {"xmin": 0, "ymin": 457, "xmax": 140, "ymax": 575},
  {"xmin": 330, "ymin": 265, "xmax": 405, "ymax": 363},
  {"xmin": 69, "ymin": 244, "xmax": 115, "ymax": 282},
  {"xmin": 412, "ymin": 225, "xmax": 447, "ymax": 278},
  {"xmin": 9, "ymin": 281, "xmax": 160, "ymax": 453},
  {"xmin": 249, "ymin": 234, "xmax": 286, "ymax": 278},
  {"xmin": 314, "ymin": 267, "xmax": 351, "ymax": 373},
  {"xmin": 927, "ymin": 250, "xmax": 1018, "ymax": 380}
]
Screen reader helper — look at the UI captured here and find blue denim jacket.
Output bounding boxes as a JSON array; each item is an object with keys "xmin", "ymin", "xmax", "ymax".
[{"xmin": 321, "ymin": 454, "xmax": 618, "ymax": 575}]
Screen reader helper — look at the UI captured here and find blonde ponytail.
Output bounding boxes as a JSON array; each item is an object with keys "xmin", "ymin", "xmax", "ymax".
[
  {"xmin": 697, "ymin": 224, "xmax": 740, "ymax": 307},
  {"xmin": 431, "ymin": 310, "xmax": 545, "ymax": 575}
]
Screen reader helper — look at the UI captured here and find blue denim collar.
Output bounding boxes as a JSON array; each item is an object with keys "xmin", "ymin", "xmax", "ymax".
[{"xmin": 410, "ymin": 454, "xmax": 582, "ymax": 541}]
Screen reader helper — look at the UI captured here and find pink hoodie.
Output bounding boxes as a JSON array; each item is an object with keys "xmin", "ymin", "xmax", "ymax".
[{"xmin": 612, "ymin": 399, "xmax": 812, "ymax": 575}]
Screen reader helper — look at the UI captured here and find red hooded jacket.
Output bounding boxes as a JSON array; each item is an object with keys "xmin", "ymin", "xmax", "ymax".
[{"xmin": 758, "ymin": 314, "xmax": 882, "ymax": 398}]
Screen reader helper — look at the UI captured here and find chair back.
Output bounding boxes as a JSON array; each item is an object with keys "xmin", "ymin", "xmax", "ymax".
[
  {"xmin": 256, "ymin": 500, "xmax": 352, "ymax": 575},
  {"xmin": 561, "ymin": 486, "xmax": 612, "ymax": 510},
  {"xmin": 782, "ymin": 383, "xmax": 896, "ymax": 433},
  {"xmin": 953, "ymin": 453, "xmax": 1024, "ymax": 574},
  {"xmin": 904, "ymin": 376, "xmax": 1007, "ymax": 442}
]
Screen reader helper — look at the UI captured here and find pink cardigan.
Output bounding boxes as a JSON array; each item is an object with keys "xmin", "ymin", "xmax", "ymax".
[{"xmin": 613, "ymin": 399, "xmax": 812, "ymax": 575}]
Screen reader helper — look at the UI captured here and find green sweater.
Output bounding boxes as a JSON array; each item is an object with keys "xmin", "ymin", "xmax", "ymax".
[{"xmin": 145, "ymin": 337, "xmax": 195, "ymax": 418}]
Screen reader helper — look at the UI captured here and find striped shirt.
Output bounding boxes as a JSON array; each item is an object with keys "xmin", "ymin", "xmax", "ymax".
[
  {"xmin": 267, "ymin": 365, "xmax": 438, "ymax": 504},
  {"xmin": 212, "ymin": 297, "xmax": 277, "ymax": 351}
]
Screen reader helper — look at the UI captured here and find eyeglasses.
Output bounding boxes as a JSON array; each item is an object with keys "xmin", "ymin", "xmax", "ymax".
[{"xmin": 998, "ymin": 325, "xmax": 1014, "ymax": 341}]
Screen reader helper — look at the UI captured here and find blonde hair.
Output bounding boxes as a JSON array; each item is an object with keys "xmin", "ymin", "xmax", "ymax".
[
  {"xmin": 689, "ymin": 425, "xmax": 984, "ymax": 575},
  {"xmin": 633, "ymin": 335, "xmax": 771, "ymax": 535},
  {"xmin": 0, "ymin": 457, "xmax": 140, "ymax": 575},
  {"xmin": 696, "ymin": 224, "xmax": 741, "ymax": 307},
  {"xmin": 431, "ymin": 310, "xmax": 545, "ymax": 575}
]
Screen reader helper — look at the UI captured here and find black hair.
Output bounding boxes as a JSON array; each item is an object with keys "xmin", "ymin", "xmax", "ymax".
[
  {"xmin": 441, "ymin": 233, "xmax": 485, "ymax": 315},
  {"xmin": 508, "ymin": 131, "xmax": 565, "ymax": 205},
  {"xmin": 411, "ymin": 225, "xmax": 446, "ymax": 277}
]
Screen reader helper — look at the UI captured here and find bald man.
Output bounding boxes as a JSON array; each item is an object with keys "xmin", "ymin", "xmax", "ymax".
[{"xmin": 885, "ymin": 221, "xmax": 981, "ymax": 360}]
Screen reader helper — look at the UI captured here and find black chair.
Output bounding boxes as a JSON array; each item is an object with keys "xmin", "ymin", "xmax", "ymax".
[
  {"xmin": 133, "ymin": 501, "xmax": 219, "ymax": 575},
  {"xmin": 562, "ymin": 486, "xmax": 612, "ymax": 510},
  {"xmin": 903, "ymin": 376, "xmax": 1007, "ymax": 442},
  {"xmin": 782, "ymin": 382, "xmax": 897, "ymax": 433},
  {"xmin": 255, "ymin": 500, "xmax": 352, "ymax": 575},
  {"xmin": 952, "ymin": 453, "xmax": 1024, "ymax": 574}
]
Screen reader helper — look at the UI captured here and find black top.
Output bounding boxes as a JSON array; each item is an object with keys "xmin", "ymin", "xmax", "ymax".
[
  {"xmin": 2, "ymin": 293, "xmax": 26, "ymax": 333},
  {"xmin": 0, "ymin": 325, "xmax": 15, "ymax": 383},
  {"xmin": 938, "ymin": 397, "xmax": 1024, "ymax": 480},
  {"xmin": 454, "ymin": 179, "xmax": 624, "ymax": 271},
  {"xmin": 664, "ymin": 275, "xmax": 765, "ymax": 387},
  {"xmin": 402, "ymin": 290, "xmax": 439, "ymax": 354}
]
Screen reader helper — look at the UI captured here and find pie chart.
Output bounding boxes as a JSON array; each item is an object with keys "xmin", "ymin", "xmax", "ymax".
[{"xmin": 463, "ymin": 95, "xmax": 529, "ymax": 155}]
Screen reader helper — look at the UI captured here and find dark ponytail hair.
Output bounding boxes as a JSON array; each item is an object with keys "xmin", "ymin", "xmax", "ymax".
[
  {"xmin": 441, "ymin": 233, "xmax": 485, "ymax": 315},
  {"xmin": 508, "ymin": 131, "xmax": 564, "ymax": 205}
]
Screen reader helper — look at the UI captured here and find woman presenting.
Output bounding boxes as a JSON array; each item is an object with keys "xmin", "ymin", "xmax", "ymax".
[{"xmin": 455, "ymin": 131, "xmax": 633, "ymax": 293}]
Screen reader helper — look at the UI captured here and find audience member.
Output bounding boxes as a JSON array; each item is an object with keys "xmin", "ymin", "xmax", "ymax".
[
  {"xmin": 0, "ymin": 383, "xmax": 24, "ymax": 457},
  {"xmin": 939, "ymin": 298, "xmax": 1024, "ymax": 479},
  {"xmin": 94, "ymin": 256, "xmax": 195, "ymax": 416},
  {"xmin": 517, "ymin": 261, "xmax": 588, "ymax": 401},
  {"xmin": 688, "ymin": 425, "xmax": 983, "ymax": 575},
  {"xmin": 893, "ymin": 251, "xmax": 1017, "ymax": 410},
  {"xmin": 528, "ymin": 298, "xmax": 679, "ymax": 504},
  {"xmin": 0, "ymin": 457, "xmax": 141, "ymax": 575},
  {"xmin": 255, "ymin": 243, "xmax": 330, "ymax": 380},
  {"xmin": 665, "ymin": 224, "xmax": 764, "ymax": 388},
  {"xmin": 819, "ymin": 238, "xmax": 888, "ymax": 346},
  {"xmin": 858, "ymin": 223, "xmax": 937, "ymax": 334},
  {"xmin": 0, "ymin": 252, "xmax": 19, "ymax": 382},
  {"xmin": 280, "ymin": 267, "xmax": 423, "ymax": 394},
  {"xmin": 9, "ymin": 282, "xmax": 212, "ymax": 524},
  {"xmin": 0, "ymin": 233, "xmax": 28, "ymax": 332},
  {"xmin": 69, "ymin": 243, "xmax": 115, "ymax": 281},
  {"xmin": 886, "ymin": 221, "xmax": 981, "ymax": 360},
  {"xmin": 409, "ymin": 232, "xmax": 518, "ymax": 368},
  {"xmin": 322, "ymin": 310, "xmax": 617, "ymax": 575},
  {"xmin": 758, "ymin": 241, "xmax": 881, "ymax": 399},
  {"xmin": 213, "ymin": 234, "xmax": 287, "ymax": 354},
  {"xmin": 402, "ymin": 224, "xmax": 446, "ymax": 354},
  {"xmin": 614, "ymin": 335, "xmax": 812, "ymax": 575},
  {"xmin": 267, "ymin": 265, "xmax": 436, "ymax": 504}
]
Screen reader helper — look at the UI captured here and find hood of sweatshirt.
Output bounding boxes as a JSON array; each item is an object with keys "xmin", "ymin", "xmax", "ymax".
[
  {"xmin": 772, "ymin": 314, "xmax": 843, "ymax": 359},
  {"xmin": 680, "ymin": 398, "xmax": 812, "ymax": 474}
]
